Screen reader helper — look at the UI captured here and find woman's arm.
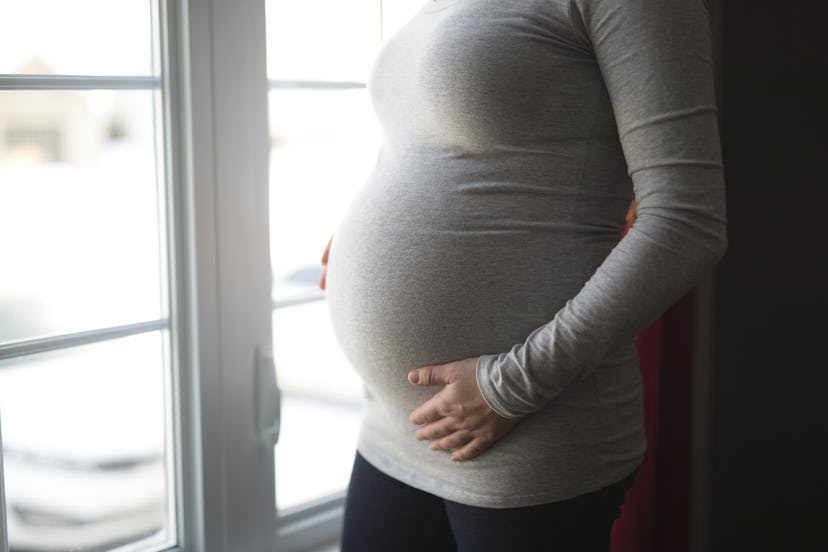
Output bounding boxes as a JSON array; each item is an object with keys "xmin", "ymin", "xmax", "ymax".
[
  {"xmin": 408, "ymin": 0, "xmax": 727, "ymax": 459},
  {"xmin": 475, "ymin": 0, "xmax": 728, "ymax": 419}
]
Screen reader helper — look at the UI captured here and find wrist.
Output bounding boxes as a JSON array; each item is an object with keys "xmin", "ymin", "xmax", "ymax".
[{"xmin": 475, "ymin": 354, "xmax": 524, "ymax": 421}]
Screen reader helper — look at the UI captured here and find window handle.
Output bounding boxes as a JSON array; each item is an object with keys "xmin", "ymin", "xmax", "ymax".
[
  {"xmin": 1, "ymin": 412, "xmax": 8, "ymax": 552},
  {"xmin": 255, "ymin": 348, "xmax": 281, "ymax": 449}
]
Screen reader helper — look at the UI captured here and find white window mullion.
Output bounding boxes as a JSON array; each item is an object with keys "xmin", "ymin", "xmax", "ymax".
[
  {"xmin": 0, "ymin": 320, "xmax": 168, "ymax": 361},
  {"xmin": 160, "ymin": 0, "xmax": 205, "ymax": 549},
  {"xmin": 0, "ymin": 75, "xmax": 160, "ymax": 90}
]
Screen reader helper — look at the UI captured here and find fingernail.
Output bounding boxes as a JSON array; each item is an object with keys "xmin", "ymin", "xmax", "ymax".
[{"xmin": 408, "ymin": 371, "xmax": 419, "ymax": 384}]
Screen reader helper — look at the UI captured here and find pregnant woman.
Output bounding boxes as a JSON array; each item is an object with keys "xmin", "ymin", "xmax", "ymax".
[{"xmin": 321, "ymin": 0, "xmax": 727, "ymax": 550}]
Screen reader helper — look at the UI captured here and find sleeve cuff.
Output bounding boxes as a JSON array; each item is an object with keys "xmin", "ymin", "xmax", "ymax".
[{"xmin": 475, "ymin": 354, "xmax": 525, "ymax": 421}]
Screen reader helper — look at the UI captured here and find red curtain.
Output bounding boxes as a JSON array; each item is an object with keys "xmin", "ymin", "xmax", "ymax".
[{"xmin": 611, "ymin": 292, "xmax": 695, "ymax": 552}]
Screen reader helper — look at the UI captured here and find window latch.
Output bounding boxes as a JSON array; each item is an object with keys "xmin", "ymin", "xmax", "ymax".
[{"xmin": 255, "ymin": 348, "xmax": 281, "ymax": 449}]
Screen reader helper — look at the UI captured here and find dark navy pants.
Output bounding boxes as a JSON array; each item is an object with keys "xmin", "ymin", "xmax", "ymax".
[{"xmin": 341, "ymin": 453, "xmax": 636, "ymax": 552}]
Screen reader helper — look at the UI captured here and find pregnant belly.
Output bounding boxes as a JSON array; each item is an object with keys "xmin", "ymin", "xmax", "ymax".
[{"xmin": 324, "ymin": 186, "xmax": 608, "ymax": 415}]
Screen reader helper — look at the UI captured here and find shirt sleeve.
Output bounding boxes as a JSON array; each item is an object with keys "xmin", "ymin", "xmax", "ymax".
[{"xmin": 475, "ymin": 0, "xmax": 728, "ymax": 419}]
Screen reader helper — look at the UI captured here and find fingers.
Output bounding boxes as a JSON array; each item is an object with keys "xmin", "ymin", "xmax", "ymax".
[
  {"xmin": 429, "ymin": 430, "xmax": 473, "ymax": 453},
  {"xmin": 408, "ymin": 363, "xmax": 454, "ymax": 386},
  {"xmin": 321, "ymin": 235, "xmax": 332, "ymax": 264},
  {"xmin": 415, "ymin": 417, "xmax": 456, "ymax": 441},
  {"xmin": 409, "ymin": 397, "xmax": 449, "ymax": 425},
  {"xmin": 450, "ymin": 436, "xmax": 492, "ymax": 462},
  {"xmin": 422, "ymin": 430, "xmax": 493, "ymax": 461},
  {"xmin": 407, "ymin": 356, "xmax": 510, "ymax": 461},
  {"xmin": 319, "ymin": 236, "xmax": 333, "ymax": 291},
  {"xmin": 413, "ymin": 415, "xmax": 479, "ymax": 457},
  {"xmin": 625, "ymin": 199, "xmax": 637, "ymax": 227},
  {"xmin": 318, "ymin": 266, "xmax": 327, "ymax": 291},
  {"xmin": 417, "ymin": 412, "xmax": 516, "ymax": 461}
]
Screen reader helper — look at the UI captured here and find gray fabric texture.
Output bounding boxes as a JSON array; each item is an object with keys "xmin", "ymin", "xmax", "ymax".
[{"xmin": 325, "ymin": 0, "xmax": 727, "ymax": 508}]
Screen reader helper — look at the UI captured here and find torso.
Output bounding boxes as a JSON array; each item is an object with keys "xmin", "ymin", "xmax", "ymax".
[{"xmin": 325, "ymin": 0, "xmax": 645, "ymax": 507}]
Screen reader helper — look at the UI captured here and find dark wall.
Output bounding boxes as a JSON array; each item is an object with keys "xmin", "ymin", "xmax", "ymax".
[{"xmin": 708, "ymin": 2, "xmax": 828, "ymax": 550}]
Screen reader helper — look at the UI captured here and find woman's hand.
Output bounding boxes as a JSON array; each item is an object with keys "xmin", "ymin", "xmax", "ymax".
[
  {"xmin": 624, "ymin": 199, "xmax": 637, "ymax": 232},
  {"xmin": 408, "ymin": 357, "xmax": 517, "ymax": 462},
  {"xmin": 318, "ymin": 235, "xmax": 333, "ymax": 291}
]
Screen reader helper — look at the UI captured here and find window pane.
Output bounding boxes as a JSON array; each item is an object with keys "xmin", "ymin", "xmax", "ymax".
[
  {"xmin": 269, "ymin": 89, "xmax": 379, "ymax": 304},
  {"xmin": 0, "ymin": 332, "xmax": 173, "ymax": 551},
  {"xmin": 266, "ymin": 0, "xmax": 378, "ymax": 81},
  {"xmin": 0, "ymin": 90, "xmax": 164, "ymax": 344},
  {"xmin": 0, "ymin": 0, "xmax": 156, "ymax": 76},
  {"xmin": 273, "ymin": 302, "xmax": 362, "ymax": 510},
  {"xmin": 269, "ymin": 93, "xmax": 372, "ymax": 509},
  {"xmin": 381, "ymin": 0, "xmax": 428, "ymax": 39}
]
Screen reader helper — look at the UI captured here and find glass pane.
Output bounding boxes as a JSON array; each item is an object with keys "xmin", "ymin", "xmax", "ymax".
[
  {"xmin": 273, "ymin": 302, "xmax": 362, "ymax": 511},
  {"xmin": 269, "ymin": 89, "xmax": 379, "ymax": 305},
  {"xmin": 266, "ymin": 0, "xmax": 379, "ymax": 82},
  {"xmin": 0, "ymin": 0, "xmax": 156, "ymax": 76},
  {"xmin": 0, "ymin": 332, "xmax": 174, "ymax": 551},
  {"xmin": 381, "ymin": 0, "xmax": 427, "ymax": 39},
  {"xmin": 0, "ymin": 90, "xmax": 164, "ymax": 344}
]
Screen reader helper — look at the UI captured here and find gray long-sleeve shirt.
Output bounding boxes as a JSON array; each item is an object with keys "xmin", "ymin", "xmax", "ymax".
[{"xmin": 325, "ymin": 0, "xmax": 727, "ymax": 508}]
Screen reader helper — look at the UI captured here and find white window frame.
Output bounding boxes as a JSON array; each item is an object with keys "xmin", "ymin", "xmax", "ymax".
[
  {"xmin": 0, "ymin": 1, "xmax": 343, "ymax": 548},
  {"xmin": 167, "ymin": 0, "xmax": 277, "ymax": 549},
  {"xmin": 171, "ymin": 0, "xmax": 343, "ymax": 550}
]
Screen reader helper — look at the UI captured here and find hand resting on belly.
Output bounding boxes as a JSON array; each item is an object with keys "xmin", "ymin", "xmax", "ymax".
[{"xmin": 408, "ymin": 357, "xmax": 518, "ymax": 462}]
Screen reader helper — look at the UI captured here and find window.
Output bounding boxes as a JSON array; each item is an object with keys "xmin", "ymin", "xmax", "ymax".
[
  {"xmin": 0, "ymin": 1, "xmax": 428, "ymax": 550},
  {"xmin": 0, "ymin": 1, "xmax": 175, "ymax": 550},
  {"xmin": 266, "ymin": 0, "xmax": 425, "ymax": 546},
  {"xmin": 266, "ymin": 0, "xmax": 378, "ymax": 514}
]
